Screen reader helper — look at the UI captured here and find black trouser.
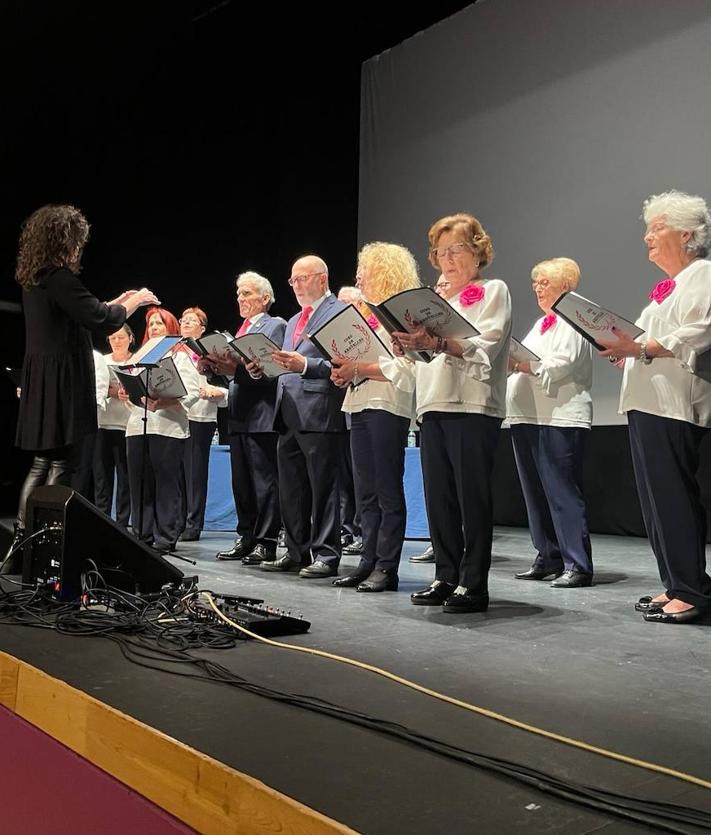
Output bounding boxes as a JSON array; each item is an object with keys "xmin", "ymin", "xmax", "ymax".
[
  {"xmin": 229, "ymin": 431, "xmax": 281, "ymax": 545},
  {"xmin": 182, "ymin": 420, "xmax": 214, "ymax": 535},
  {"xmin": 127, "ymin": 434, "xmax": 185, "ymax": 550},
  {"xmin": 350, "ymin": 409, "xmax": 408, "ymax": 573},
  {"xmin": 277, "ymin": 429, "xmax": 343, "ymax": 567},
  {"xmin": 93, "ymin": 429, "xmax": 131, "ymax": 527},
  {"xmin": 16, "ymin": 444, "xmax": 81, "ymax": 528},
  {"xmin": 339, "ymin": 431, "xmax": 360, "ymax": 538},
  {"xmin": 628, "ymin": 410, "xmax": 711, "ymax": 609},
  {"xmin": 511, "ymin": 424, "xmax": 592, "ymax": 574},
  {"xmin": 71, "ymin": 432, "xmax": 97, "ymax": 501},
  {"xmin": 420, "ymin": 412, "xmax": 501, "ymax": 593}
]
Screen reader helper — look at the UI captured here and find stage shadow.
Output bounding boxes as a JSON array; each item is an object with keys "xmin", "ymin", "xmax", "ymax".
[
  {"xmin": 592, "ymin": 572, "xmax": 628, "ymax": 585},
  {"xmin": 399, "ymin": 599, "xmax": 559, "ymax": 629}
]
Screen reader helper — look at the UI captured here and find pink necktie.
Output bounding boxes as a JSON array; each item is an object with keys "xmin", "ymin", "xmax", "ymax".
[
  {"xmin": 236, "ymin": 318, "xmax": 251, "ymax": 336},
  {"xmin": 292, "ymin": 306, "xmax": 313, "ymax": 347}
]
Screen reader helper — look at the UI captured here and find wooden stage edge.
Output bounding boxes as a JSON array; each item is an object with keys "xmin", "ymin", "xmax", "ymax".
[{"xmin": 0, "ymin": 650, "xmax": 355, "ymax": 835}]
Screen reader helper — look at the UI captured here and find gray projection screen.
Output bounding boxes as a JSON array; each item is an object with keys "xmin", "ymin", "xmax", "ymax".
[{"xmin": 358, "ymin": 0, "xmax": 711, "ymax": 424}]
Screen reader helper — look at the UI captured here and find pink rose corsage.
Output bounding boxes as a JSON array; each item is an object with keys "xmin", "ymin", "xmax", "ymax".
[
  {"xmin": 540, "ymin": 313, "xmax": 557, "ymax": 335},
  {"xmin": 366, "ymin": 314, "xmax": 379, "ymax": 331},
  {"xmin": 460, "ymin": 283, "xmax": 485, "ymax": 307},
  {"xmin": 648, "ymin": 278, "xmax": 676, "ymax": 304}
]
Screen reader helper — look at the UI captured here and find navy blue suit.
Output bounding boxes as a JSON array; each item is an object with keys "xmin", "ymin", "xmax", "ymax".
[
  {"xmin": 274, "ymin": 295, "xmax": 347, "ymax": 566},
  {"xmin": 228, "ymin": 314, "xmax": 287, "ymax": 547}
]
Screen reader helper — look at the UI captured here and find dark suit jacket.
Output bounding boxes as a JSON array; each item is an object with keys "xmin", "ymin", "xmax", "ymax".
[
  {"xmin": 17, "ymin": 267, "xmax": 126, "ymax": 451},
  {"xmin": 228, "ymin": 314, "xmax": 287, "ymax": 434},
  {"xmin": 274, "ymin": 295, "xmax": 347, "ymax": 433}
]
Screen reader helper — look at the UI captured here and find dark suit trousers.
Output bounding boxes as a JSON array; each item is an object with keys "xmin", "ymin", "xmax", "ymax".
[
  {"xmin": 339, "ymin": 431, "xmax": 360, "ymax": 537},
  {"xmin": 628, "ymin": 410, "xmax": 711, "ymax": 609},
  {"xmin": 93, "ymin": 428, "xmax": 131, "ymax": 527},
  {"xmin": 511, "ymin": 424, "xmax": 592, "ymax": 574},
  {"xmin": 350, "ymin": 409, "xmax": 408, "ymax": 572},
  {"xmin": 183, "ymin": 420, "xmax": 215, "ymax": 534},
  {"xmin": 420, "ymin": 411, "xmax": 501, "ymax": 592},
  {"xmin": 277, "ymin": 429, "xmax": 343, "ymax": 566},
  {"xmin": 229, "ymin": 431, "xmax": 280, "ymax": 544},
  {"xmin": 127, "ymin": 435, "xmax": 185, "ymax": 550},
  {"xmin": 71, "ymin": 432, "xmax": 97, "ymax": 501}
]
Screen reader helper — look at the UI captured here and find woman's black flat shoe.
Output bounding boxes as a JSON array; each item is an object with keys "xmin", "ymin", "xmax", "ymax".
[{"xmin": 643, "ymin": 606, "xmax": 701, "ymax": 624}]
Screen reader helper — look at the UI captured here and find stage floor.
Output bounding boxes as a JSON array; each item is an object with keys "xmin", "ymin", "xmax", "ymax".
[{"xmin": 2, "ymin": 527, "xmax": 710, "ymax": 833}]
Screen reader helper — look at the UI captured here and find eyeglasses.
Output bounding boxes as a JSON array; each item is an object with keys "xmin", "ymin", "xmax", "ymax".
[
  {"xmin": 531, "ymin": 278, "xmax": 552, "ymax": 290},
  {"xmin": 432, "ymin": 242, "xmax": 471, "ymax": 260},
  {"xmin": 179, "ymin": 316, "xmax": 202, "ymax": 325},
  {"xmin": 288, "ymin": 271, "xmax": 323, "ymax": 286}
]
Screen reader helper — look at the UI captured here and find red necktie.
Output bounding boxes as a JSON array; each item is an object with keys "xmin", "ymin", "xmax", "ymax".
[
  {"xmin": 236, "ymin": 318, "xmax": 251, "ymax": 336},
  {"xmin": 292, "ymin": 305, "xmax": 313, "ymax": 347}
]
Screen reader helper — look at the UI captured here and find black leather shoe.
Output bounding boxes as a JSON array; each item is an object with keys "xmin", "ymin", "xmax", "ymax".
[
  {"xmin": 260, "ymin": 555, "xmax": 302, "ymax": 572},
  {"xmin": 442, "ymin": 590, "xmax": 489, "ymax": 613},
  {"xmin": 409, "ymin": 545, "xmax": 435, "ymax": 563},
  {"xmin": 152, "ymin": 543, "xmax": 176, "ymax": 556},
  {"xmin": 357, "ymin": 569, "xmax": 398, "ymax": 593},
  {"xmin": 634, "ymin": 594, "xmax": 670, "ymax": 612},
  {"xmin": 216, "ymin": 539, "xmax": 256, "ymax": 561},
  {"xmin": 342, "ymin": 536, "xmax": 363, "ymax": 555},
  {"xmin": 179, "ymin": 529, "xmax": 200, "ymax": 542},
  {"xmin": 643, "ymin": 605, "xmax": 702, "ymax": 624},
  {"xmin": 411, "ymin": 580, "xmax": 456, "ymax": 606},
  {"xmin": 299, "ymin": 560, "xmax": 337, "ymax": 579},
  {"xmin": 515, "ymin": 565, "xmax": 563, "ymax": 580},
  {"xmin": 550, "ymin": 569, "xmax": 593, "ymax": 588},
  {"xmin": 333, "ymin": 569, "xmax": 371, "ymax": 588},
  {"xmin": 242, "ymin": 544, "xmax": 276, "ymax": 565}
]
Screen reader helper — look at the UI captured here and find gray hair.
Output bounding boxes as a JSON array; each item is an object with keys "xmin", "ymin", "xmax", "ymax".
[
  {"xmin": 642, "ymin": 190, "xmax": 711, "ymax": 257},
  {"xmin": 236, "ymin": 271, "xmax": 275, "ymax": 307}
]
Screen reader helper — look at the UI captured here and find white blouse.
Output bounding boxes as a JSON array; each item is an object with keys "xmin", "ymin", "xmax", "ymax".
[
  {"xmin": 97, "ymin": 352, "xmax": 130, "ymax": 431},
  {"xmin": 620, "ymin": 259, "xmax": 711, "ymax": 428},
  {"xmin": 381, "ymin": 278, "xmax": 512, "ymax": 420},
  {"xmin": 342, "ymin": 321, "xmax": 414, "ymax": 420},
  {"xmin": 507, "ymin": 317, "xmax": 592, "ymax": 429},
  {"xmin": 184, "ymin": 352, "xmax": 228, "ymax": 423},
  {"xmin": 125, "ymin": 351, "xmax": 201, "ymax": 439}
]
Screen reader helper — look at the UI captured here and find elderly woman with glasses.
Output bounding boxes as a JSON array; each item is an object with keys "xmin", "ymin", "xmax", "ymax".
[
  {"xmin": 178, "ymin": 307, "xmax": 228, "ymax": 541},
  {"xmin": 382, "ymin": 213, "xmax": 512, "ymax": 613},
  {"xmin": 598, "ymin": 190, "xmax": 711, "ymax": 624},
  {"xmin": 506, "ymin": 258, "xmax": 593, "ymax": 588}
]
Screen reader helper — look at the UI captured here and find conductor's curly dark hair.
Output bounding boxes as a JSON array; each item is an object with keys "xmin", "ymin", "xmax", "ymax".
[{"xmin": 15, "ymin": 204, "xmax": 90, "ymax": 289}]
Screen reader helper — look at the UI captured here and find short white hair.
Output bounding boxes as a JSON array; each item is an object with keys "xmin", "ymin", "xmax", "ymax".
[
  {"xmin": 337, "ymin": 285, "xmax": 361, "ymax": 304},
  {"xmin": 642, "ymin": 190, "xmax": 711, "ymax": 257},
  {"xmin": 236, "ymin": 271, "xmax": 275, "ymax": 307}
]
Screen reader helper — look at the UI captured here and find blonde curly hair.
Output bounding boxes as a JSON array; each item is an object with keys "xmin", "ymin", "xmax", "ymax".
[
  {"xmin": 16, "ymin": 204, "xmax": 90, "ymax": 289},
  {"xmin": 356, "ymin": 242, "xmax": 420, "ymax": 316},
  {"xmin": 427, "ymin": 212, "xmax": 494, "ymax": 270}
]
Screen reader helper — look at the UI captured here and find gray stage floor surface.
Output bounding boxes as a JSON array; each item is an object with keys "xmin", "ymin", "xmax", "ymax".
[{"xmin": 2, "ymin": 526, "xmax": 711, "ymax": 833}]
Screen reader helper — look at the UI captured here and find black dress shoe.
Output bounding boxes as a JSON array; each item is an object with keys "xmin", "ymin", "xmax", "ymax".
[
  {"xmin": 409, "ymin": 545, "xmax": 435, "ymax": 563},
  {"xmin": 515, "ymin": 565, "xmax": 563, "ymax": 580},
  {"xmin": 357, "ymin": 569, "xmax": 398, "ymax": 593},
  {"xmin": 550, "ymin": 569, "xmax": 593, "ymax": 588},
  {"xmin": 179, "ymin": 529, "xmax": 200, "ymax": 542},
  {"xmin": 643, "ymin": 605, "xmax": 702, "ymax": 624},
  {"xmin": 216, "ymin": 539, "xmax": 256, "ymax": 561},
  {"xmin": 152, "ymin": 543, "xmax": 176, "ymax": 555},
  {"xmin": 411, "ymin": 580, "xmax": 456, "ymax": 606},
  {"xmin": 340, "ymin": 532, "xmax": 354, "ymax": 548},
  {"xmin": 299, "ymin": 560, "xmax": 337, "ymax": 579},
  {"xmin": 342, "ymin": 536, "xmax": 364, "ymax": 555},
  {"xmin": 260, "ymin": 555, "xmax": 302, "ymax": 572},
  {"xmin": 242, "ymin": 544, "xmax": 276, "ymax": 565},
  {"xmin": 333, "ymin": 569, "xmax": 371, "ymax": 588},
  {"xmin": 442, "ymin": 589, "xmax": 489, "ymax": 614}
]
